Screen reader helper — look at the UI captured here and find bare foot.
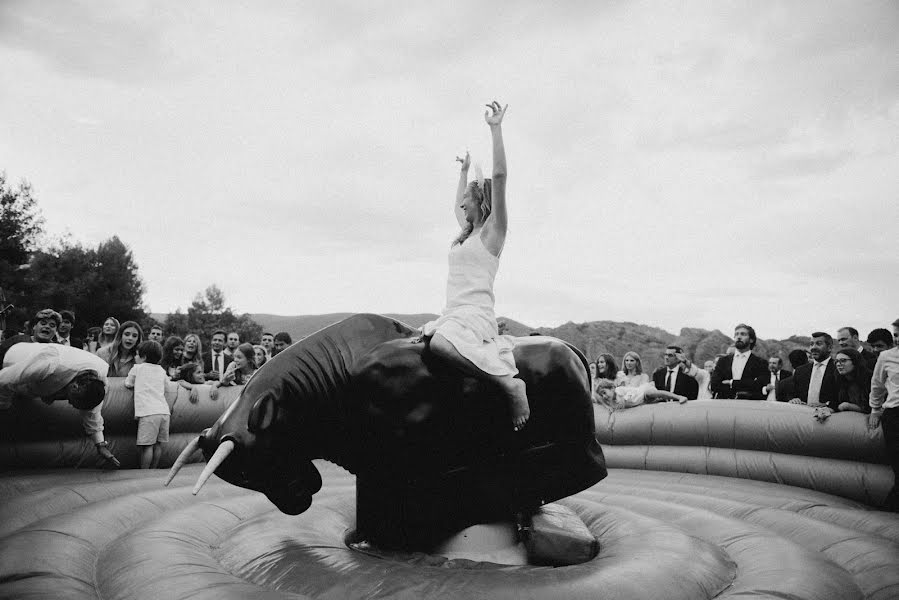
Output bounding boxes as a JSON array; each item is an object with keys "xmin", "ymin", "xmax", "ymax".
[{"xmin": 508, "ymin": 378, "xmax": 530, "ymax": 431}]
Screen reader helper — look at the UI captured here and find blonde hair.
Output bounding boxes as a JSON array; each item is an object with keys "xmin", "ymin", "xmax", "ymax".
[
  {"xmin": 622, "ymin": 351, "xmax": 643, "ymax": 375},
  {"xmin": 453, "ymin": 179, "xmax": 492, "ymax": 246}
]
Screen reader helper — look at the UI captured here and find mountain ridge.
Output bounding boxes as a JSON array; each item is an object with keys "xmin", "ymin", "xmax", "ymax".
[{"xmin": 151, "ymin": 312, "xmax": 810, "ymax": 372}]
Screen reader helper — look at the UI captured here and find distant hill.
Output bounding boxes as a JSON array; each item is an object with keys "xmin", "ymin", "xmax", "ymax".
[{"xmin": 150, "ymin": 312, "xmax": 810, "ymax": 373}]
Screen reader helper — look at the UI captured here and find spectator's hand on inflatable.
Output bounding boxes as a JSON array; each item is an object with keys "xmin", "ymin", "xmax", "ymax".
[
  {"xmin": 868, "ymin": 411, "xmax": 882, "ymax": 430},
  {"xmin": 209, "ymin": 384, "xmax": 219, "ymax": 401},
  {"xmin": 189, "ymin": 387, "xmax": 200, "ymax": 403},
  {"xmin": 789, "ymin": 398, "xmax": 802, "ymax": 405},
  {"xmin": 812, "ymin": 406, "xmax": 833, "ymax": 423},
  {"xmin": 95, "ymin": 442, "xmax": 121, "ymax": 469},
  {"xmin": 455, "ymin": 151, "xmax": 470, "ymax": 171}
]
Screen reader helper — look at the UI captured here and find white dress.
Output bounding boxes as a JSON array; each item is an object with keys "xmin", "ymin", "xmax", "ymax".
[{"xmin": 422, "ymin": 233, "xmax": 517, "ymax": 376}]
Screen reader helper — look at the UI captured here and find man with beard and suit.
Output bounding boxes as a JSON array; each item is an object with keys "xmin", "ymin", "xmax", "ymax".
[
  {"xmin": 651, "ymin": 345, "xmax": 699, "ymax": 400},
  {"xmin": 789, "ymin": 332, "xmax": 836, "ymax": 406},
  {"xmin": 761, "ymin": 356, "xmax": 792, "ymax": 402},
  {"xmin": 837, "ymin": 326, "xmax": 878, "ymax": 369},
  {"xmin": 711, "ymin": 323, "xmax": 769, "ymax": 400}
]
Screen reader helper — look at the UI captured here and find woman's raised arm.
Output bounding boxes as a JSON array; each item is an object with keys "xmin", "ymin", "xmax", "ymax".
[
  {"xmin": 483, "ymin": 101, "xmax": 508, "ymax": 254},
  {"xmin": 454, "ymin": 151, "xmax": 470, "ymax": 228}
]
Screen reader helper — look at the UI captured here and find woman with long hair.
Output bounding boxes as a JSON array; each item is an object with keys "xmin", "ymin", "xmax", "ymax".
[
  {"xmin": 419, "ymin": 101, "xmax": 528, "ymax": 431},
  {"xmin": 832, "ymin": 348, "xmax": 872, "ymax": 414},
  {"xmin": 161, "ymin": 336, "xmax": 186, "ymax": 379},
  {"xmin": 617, "ymin": 351, "xmax": 649, "ymax": 387},
  {"xmin": 92, "ymin": 317, "xmax": 119, "ymax": 353},
  {"xmin": 210, "ymin": 342, "xmax": 257, "ymax": 399},
  {"xmin": 97, "ymin": 320, "xmax": 143, "ymax": 377},
  {"xmin": 181, "ymin": 333, "xmax": 203, "ymax": 367},
  {"xmin": 594, "ymin": 354, "xmax": 618, "ymax": 382}
]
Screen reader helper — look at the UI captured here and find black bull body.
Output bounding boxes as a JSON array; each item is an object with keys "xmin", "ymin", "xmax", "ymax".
[{"xmin": 196, "ymin": 314, "xmax": 607, "ymax": 547}]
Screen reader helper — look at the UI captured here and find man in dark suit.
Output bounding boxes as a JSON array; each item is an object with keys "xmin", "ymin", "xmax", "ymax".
[
  {"xmin": 652, "ymin": 345, "xmax": 699, "ymax": 400},
  {"xmin": 761, "ymin": 357, "xmax": 792, "ymax": 401},
  {"xmin": 203, "ymin": 330, "xmax": 232, "ymax": 382},
  {"xmin": 837, "ymin": 326, "xmax": 878, "ymax": 370},
  {"xmin": 711, "ymin": 323, "xmax": 769, "ymax": 400},
  {"xmin": 776, "ymin": 349, "xmax": 808, "ymax": 402},
  {"xmin": 788, "ymin": 332, "xmax": 836, "ymax": 406},
  {"xmin": 55, "ymin": 310, "xmax": 83, "ymax": 351}
]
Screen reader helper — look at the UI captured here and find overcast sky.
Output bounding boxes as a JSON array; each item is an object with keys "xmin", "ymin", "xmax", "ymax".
[{"xmin": 1, "ymin": 1, "xmax": 897, "ymax": 339}]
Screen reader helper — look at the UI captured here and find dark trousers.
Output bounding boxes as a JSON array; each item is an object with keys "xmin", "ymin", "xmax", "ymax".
[{"xmin": 881, "ymin": 407, "xmax": 899, "ymax": 512}]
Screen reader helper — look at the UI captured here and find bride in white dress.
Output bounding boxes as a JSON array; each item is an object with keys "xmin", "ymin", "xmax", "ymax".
[{"xmin": 422, "ymin": 100, "xmax": 529, "ymax": 431}]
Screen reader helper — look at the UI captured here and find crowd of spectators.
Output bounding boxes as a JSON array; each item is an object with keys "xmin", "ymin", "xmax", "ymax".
[
  {"xmin": 588, "ymin": 320, "xmax": 899, "ymax": 512},
  {"xmin": 2, "ymin": 309, "xmax": 896, "ymax": 511},
  {"xmin": 0, "ymin": 308, "xmax": 297, "ymax": 470}
]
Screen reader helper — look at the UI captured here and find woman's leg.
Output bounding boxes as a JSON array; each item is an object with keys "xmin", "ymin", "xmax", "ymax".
[{"xmin": 429, "ymin": 333, "xmax": 529, "ymax": 430}]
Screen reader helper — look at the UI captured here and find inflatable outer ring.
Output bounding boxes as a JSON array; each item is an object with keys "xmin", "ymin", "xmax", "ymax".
[
  {"xmin": 594, "ymin": 399, "xmax": 894, "ymax": 508},
  {"xmin": 1, "ymin": 463, "xmax": 898, "ymax": 600}
]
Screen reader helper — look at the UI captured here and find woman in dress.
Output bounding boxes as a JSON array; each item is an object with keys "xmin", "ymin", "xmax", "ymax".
[
  {"xmin": 97, "ymin": 320, "xmax": 143, "ymax": 377},
  {"xmin": 617, "ymin": 351, "xmax": 650, "ymax": 387},
  {"xmin": 421, "ymin": 101, "xmax": 528, "ymax": 431}
]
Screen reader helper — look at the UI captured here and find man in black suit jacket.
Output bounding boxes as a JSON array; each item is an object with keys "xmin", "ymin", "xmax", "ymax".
[
  {"xmin": 711, "ymin": 323, "xmax": 770, "ymax": 400},
  {"xmin": 652, "ymin": 345, "xmax": 699, "ymax": 400},
  {"xmin": 761, "ymin": 357, "xmax": 792, "ymax": 401},
  {"xmin": 776, "ymin": 349, "xmax": 808, "ymax": 402},
  {"xmin": 788, "ymin": 332, "xmax": 837, "ymax": 406},
  {"xmin": 55, "ymin": 310, "xmax": 84, "ymax": 351},
  {"xmin": 837, "ymin": 326, "xmax": 878, "ymax": 370},
  {"xmin": 203, "ymin": 330, "xmax": 233, "ymax": 381}
]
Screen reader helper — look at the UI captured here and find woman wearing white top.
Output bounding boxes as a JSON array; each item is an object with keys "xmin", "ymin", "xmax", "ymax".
[{"xmin": 422, "ymin": 101, "xmax": 529, "ymax": 431}]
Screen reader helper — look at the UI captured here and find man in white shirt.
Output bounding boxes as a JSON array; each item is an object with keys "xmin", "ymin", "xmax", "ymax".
[
  {"xmin": 0, "ymin": 341, "xmax": 120, "ymax": 467},
  {"xmin": 868, "ymin": 318, "xmax": 899, "ymax": 512}
]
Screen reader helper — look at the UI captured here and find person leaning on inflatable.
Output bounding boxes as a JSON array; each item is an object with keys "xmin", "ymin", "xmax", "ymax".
[{"xmin": 0, "ymin": 309, "xmax": 121, "ymax": 468}]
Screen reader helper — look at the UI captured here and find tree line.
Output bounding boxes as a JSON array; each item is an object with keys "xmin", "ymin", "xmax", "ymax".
[{"xmin": 0, "ymin": 171, "xmax": 261, "ymax": 340}]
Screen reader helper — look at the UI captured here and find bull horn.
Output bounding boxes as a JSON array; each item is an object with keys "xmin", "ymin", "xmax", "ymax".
[
  {"xmin": 164, "ymin": 436, "xmax": 201, "ymax": 486},
  {"xmin": 192, "ymin": 439, "xmax": 235, "ymax": 495}
]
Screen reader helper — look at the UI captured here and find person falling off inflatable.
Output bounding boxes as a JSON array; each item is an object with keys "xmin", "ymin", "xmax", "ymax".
[{"xmin": 421, "ymin": 101, "xmax": 530, "ymax": 431}]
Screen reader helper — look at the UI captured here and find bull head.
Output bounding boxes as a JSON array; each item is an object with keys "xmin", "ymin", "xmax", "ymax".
[{"xmin": 166, "ymin": 383, "xmax": 323, "ymax": 515}]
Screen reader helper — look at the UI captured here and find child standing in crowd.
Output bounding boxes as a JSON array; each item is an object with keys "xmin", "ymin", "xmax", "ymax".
[{"xmin": 124, "ymin": 340, "xmax": 170, "ymax": 469}]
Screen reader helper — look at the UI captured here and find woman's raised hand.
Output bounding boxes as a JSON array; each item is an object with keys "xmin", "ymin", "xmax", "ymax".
[
  {"xmin": 484, "ymin": 100, "xmax": 507, "ymax": 126},
  {"xmin": 455, "ymin": 151, "xmax": 470, "ymax": 170}
]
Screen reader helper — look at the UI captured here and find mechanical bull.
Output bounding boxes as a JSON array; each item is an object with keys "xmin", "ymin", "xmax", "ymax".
[{"xmin": 166, "ymin": 314, "xmax": 606, "ymax": 548}]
